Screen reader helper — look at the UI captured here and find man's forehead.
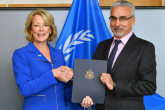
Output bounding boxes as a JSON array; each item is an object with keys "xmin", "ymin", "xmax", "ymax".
[{"xmin": 110, "ymin": 6, "xmax": 131, "ymax": 16}]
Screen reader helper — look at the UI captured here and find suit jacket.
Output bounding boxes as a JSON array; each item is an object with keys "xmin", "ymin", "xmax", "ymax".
[
  {"xmin": 12, "ymin": 42, "xmax": 71, "ymax": 110},
  {"xmin": 93, "ymin": 34, "xmax": 157, "ymax": 110}
]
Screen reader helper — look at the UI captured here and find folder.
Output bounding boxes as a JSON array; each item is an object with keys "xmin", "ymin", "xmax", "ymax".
[{"xmin": 72, "ymin": 59, "xmax": 107, "ymax": 104}]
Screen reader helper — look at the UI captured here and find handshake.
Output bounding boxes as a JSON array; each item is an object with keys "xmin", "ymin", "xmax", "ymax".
[{"xmin": 52, "ymin": 66, "xmax": 73, "ymax": 83}]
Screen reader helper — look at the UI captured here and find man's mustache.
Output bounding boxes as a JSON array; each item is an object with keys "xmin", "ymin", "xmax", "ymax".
[{"xmin": 114, "ymin": 27, "xmax": 124, "ymax": 30}]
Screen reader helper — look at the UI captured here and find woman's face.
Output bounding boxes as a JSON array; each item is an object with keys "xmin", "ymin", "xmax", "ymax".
[{"xmin": 31, "ymin": 14, "xmax": 51, "ymax": 44}]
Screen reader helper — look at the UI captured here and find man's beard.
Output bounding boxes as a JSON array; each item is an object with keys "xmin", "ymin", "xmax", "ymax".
[{"xmin": 113, "ymin": 27, "xmax": 124, "ymax": 38}]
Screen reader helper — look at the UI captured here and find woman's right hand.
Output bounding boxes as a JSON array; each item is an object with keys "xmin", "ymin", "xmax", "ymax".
[
  {"xmin": 52, "ymin": 66, "xmax": 62, "ymax": 78},
  {"xmin": 52, "ymin": 66, "xmax": 73, "ymax": 83}
]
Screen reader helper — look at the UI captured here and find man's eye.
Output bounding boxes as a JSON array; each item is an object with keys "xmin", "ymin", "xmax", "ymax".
[
  {"xmin": 119, "ymin": 17, "xmax": 127, "ymax": 20},
  {"xmin": 111, "ymin": 17, "xmax": 117, "ymax": 20}
]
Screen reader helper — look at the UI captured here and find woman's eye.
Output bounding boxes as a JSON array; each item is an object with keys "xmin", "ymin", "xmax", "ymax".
[{"xmin": 34, "ymin": 25, "xmax": 39, "ymax": 27}]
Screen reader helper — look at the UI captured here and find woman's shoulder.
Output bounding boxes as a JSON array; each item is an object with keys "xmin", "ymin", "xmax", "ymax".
[
  {"xmin": 13, "ymin": 43, "xmax": 32, "ymax": 56},
  {"xmin": 14, "ymin": 46, "xmax": 27, "ymax": 54},
  {"xmin": 12, "ymin": 46, "xmax": 28, "ymax": 61}
]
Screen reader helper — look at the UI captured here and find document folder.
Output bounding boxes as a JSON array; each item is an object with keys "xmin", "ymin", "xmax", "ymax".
[{"xmin": 72, "ymin": 59, "xmax": 107, "ymax": 104}]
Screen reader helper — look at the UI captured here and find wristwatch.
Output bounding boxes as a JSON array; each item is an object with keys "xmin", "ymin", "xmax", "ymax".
[{"xmin": 113, "ymin": 82, "xmax": 116, "ymax": 91}]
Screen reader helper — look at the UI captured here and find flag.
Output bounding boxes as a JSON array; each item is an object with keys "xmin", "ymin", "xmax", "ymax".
[
  {"xmin": 144, "ymin": 93, "xmax": 165, "ymax": 110},
  {"xmin": 55, "ymin": 0, "xmax": 111, "ymax": 109},
  {"xmin": 55, "ymin": 0, "xmax": 111, "ymax": 68}
]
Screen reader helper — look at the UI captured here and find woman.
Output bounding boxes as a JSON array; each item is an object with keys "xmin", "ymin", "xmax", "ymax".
[{"xmin": 12, "ymin": 9, "xmax": 73, "ymax": 110}]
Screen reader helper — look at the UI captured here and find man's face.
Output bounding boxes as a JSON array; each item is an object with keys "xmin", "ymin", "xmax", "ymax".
[{"xmin": 110, "ymin": 6, "xmax": 135, "ymax": 38}]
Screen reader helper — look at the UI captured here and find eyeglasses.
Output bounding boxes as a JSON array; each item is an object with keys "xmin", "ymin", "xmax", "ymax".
[{"xmin": 109, "ymin": 16, "xmax": 134, "ymax": 22}]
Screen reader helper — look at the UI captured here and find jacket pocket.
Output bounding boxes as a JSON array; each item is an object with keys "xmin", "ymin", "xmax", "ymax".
[
  {"xmin": 120, "ymin": 99, "xmax": 137, "ymax": 108},
  {"xmin": 23, "ymin": 95, "xmax": 46, "ymax": 110},
  {"xmin": 32, "ymin": 95, "xmax": 45, "ymax": 101},
  {"xmin": 120, "ymin": 97, "xmax": 143, "ymax": 108}
]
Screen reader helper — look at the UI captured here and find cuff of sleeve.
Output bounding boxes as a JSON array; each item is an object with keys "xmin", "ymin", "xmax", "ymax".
[
  {"xmin": 46, "ymin": 70, "xmax": 58, "ymax": 84},
  {"xmin": 113, "ymin": 82, "xmax": 116, "ymax": 91}
]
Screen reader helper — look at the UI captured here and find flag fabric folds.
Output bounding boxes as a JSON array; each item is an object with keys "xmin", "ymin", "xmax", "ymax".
[
  {"xmin": 144, "ymin": 93, "xmax": 165, "ymax": 110},
  {"xmin": 55, "ymin": 0, "xmax": 111, "ymax": 68},
  {"xmin": 55, "ymin": 0, "xmax": 111, "ymax": 109}
]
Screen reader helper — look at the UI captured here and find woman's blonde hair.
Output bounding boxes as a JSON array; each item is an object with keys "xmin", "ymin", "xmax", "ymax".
[{"xmin": 25, "ymin": 9, "xmax": 57, "ymax": 42}]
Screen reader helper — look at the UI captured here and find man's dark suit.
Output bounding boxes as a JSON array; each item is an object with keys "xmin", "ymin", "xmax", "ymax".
[{"xmin": 93, "ymin": 33, "xmax": 157, "ymax": 110}]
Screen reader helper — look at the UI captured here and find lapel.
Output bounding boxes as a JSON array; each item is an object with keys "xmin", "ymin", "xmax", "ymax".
[
  {"xmin": 32, "ymin": 43, "xmax": 49, "ymax": 62},
  {"xmin": 105, "ymin": 38, "xmax": 113, "ymax": 60},
  {"xmin": 26, "ymin": 42, "xmax": 57, "ymax": 63},
  {"xmin": 111, "ymin": 33, "xmax": 138, "ymax": 75},
  {"xmin": 48, "ymin": 44, "xmax": 58, "ymax": 63},
  {"xmin": 26, "ymin": 42, "xmax": 46, "ymax": 61}
]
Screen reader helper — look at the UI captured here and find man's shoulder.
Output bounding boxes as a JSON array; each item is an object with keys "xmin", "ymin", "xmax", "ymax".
[
  {"xmin": 132, "ymin": 35, "xmax": 155, "ymax": 50},
  {"xmin": 132, "ymin": 34, "xmax": 154, "ymax": 45},
  {"xmin": 99, "ymin": 38, "xmax": 113, "ymax": 45},
  {"xmin": 137, "ymin": 37, "xmax": 154, "ymax": 46}
]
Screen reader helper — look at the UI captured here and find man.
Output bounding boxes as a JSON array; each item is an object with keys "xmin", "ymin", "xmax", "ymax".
[{"xmin": 81, "ymin": 1, "xmax": 156, "ymax": 110}]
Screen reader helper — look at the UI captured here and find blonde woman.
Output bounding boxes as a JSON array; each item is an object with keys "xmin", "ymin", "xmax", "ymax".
[{"xmin": 12, "ymin": 9, "xmax": 73, "ymax": 110}]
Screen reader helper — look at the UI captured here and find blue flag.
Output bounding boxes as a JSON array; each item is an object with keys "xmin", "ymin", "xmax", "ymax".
[
  {"xmin": 144, "ymin": 93, "xmax": 165, "ymax": 110},
  {"xmin": 55, "ymin": 0, "xmax": 111, "ymax": 68},
  {"xmin": 55, "ymin": 0, "xmax": 111, "ymax": 109}
]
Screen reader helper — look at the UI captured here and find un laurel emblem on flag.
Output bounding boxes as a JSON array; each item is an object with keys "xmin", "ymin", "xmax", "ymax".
[{"xmin": 85, "ymin": 69, "xmax": 94, "ymax": 79}]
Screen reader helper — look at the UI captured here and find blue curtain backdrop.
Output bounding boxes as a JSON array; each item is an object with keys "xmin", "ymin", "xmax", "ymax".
[{"xmin": 55, "ymin": 0, "xmax": 165, "ymax": 110}]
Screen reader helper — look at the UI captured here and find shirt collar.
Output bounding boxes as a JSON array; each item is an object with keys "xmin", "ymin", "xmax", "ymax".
[{"xmin": 113, "ymin": 31, "xmax": 133, "ymax": 45}]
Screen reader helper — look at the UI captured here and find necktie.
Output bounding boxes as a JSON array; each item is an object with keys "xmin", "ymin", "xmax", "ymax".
[{"xmin": 107, "ymin": 40, "xmax": 121, "ymax": 73}]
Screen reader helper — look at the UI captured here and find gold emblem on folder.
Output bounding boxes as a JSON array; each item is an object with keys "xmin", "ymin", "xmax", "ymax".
[{"xmin": 85, "ymin": 69, "xmax": 94, "ymax": 79}]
